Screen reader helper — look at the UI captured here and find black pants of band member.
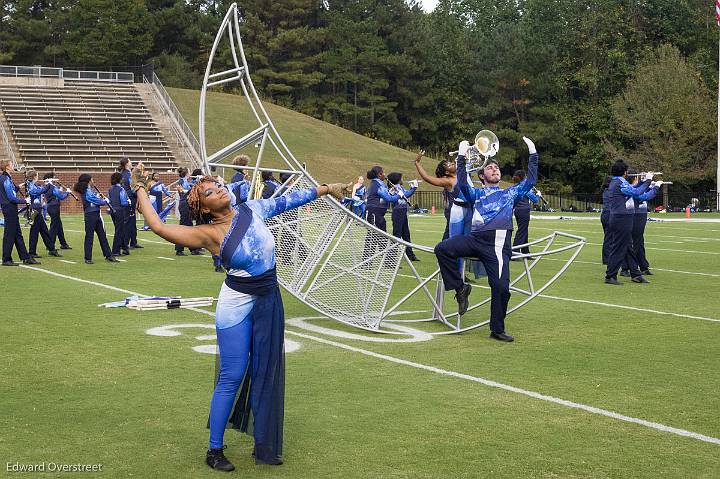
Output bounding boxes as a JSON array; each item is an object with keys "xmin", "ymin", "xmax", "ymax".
[
  {"xmin": 435, "ymin": 229, "xmax": 512, "ymax": 334},
  {"xmin": 47, "ymin": 205, "xmax": 69, "ymax": 248},
  {"xmin": 176, "ymin": 200, "xmax": 199, "ymax": 253},
  {"xmin": 29, "ymin": 210, "xmax": 54, "ymax": 254},
  {"xmin": 391, "ymin": 207, "xmax": 415, "ymax": 259},
  {"xmin": 111, "ymin": 207, "xmax": 128, "ymax": 255},
  {"xmin": 1, "ymin": 204, "xmax": 29, "ymax": 262},
  {"xmin": 363, "ymin": 207, "xmax": 388, "ymax": 262},
  {"xmin": 127, "ymin": 197, "xmax": 138, "ymax": 246},
  {"xmin": 512, "ymin": 208, "xmax": 531, "ymax": 254},
  {"xmin": 600, "ymin": 210, "xmax": 610, "ymax": 265},
  {"xmin": 632, "ymin": 213, "xmax": 650, "ymax": 271},
  {"xmin": 84, "ymin": 211, "xmax": 112, "ymax": 260},
  {"xmin": 605, "ymin": 214, "xmax": 640, "ymax": 279}
]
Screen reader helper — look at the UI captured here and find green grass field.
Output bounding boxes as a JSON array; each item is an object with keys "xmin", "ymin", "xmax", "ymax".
[{"xmin": 2, "ymin": 211, "xmax": 719, "ymax": 478}]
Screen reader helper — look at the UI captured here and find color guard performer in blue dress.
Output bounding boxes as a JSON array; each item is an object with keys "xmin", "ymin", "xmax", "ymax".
[
  {"xmin": 0, "ymin": 160, "xmax": 38, "ymax": 266},
  {"xmin": 413, "ymin": 152, "xmax": 458, "ymax": 240},
  {"xmin": 386, "ymin": 172, "xmax": 418, "ymax": 261},
  {"xmin": 350, "ymin": 176, "xmax": 367, "ymax": 218},
  {"xmin": 131, "ymin": 164, "xmax": 348, "ymax": 471}
]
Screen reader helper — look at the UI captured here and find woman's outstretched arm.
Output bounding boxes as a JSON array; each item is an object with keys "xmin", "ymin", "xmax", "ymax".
[{"xmin": 414, "ymin": 150, "xmax": 454, "ymax": 189}]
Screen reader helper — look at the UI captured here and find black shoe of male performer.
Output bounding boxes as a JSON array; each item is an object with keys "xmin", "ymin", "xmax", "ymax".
[
  {"xmin": 642, "ymin": 269, "xmax": 653, "ymax": 276},
  {"xmin": 176, "ymin": 251, "xmax": 187, "ymax": 256},
  {"xmin": 490, "ymin": 331, "xmax": 514, "ymax": 342},
  {"xmin": 620, "ymin": 270, "xmax": 631, "ymax": 277},
  {"xmin": 206, "ymin": 446, "xmax": 235, "ymax": 472},
  {"xmin": 191, "ymin": 249, "xmax": 204, "ymax": 255},
  {"xmin": 29, "ymin": 253, "xmax": 42, "ymax": 259},
  {"xmin": 23, "ymin": 258, "xmax": 40, "ymax": 265},
  {"xmin": 2, "ymin": 261, "xmax": 19, "ymax": 266},
  {"xmin": 85, "ymin": 259, "xmax": 94, "ymax": 264},
  {"xmin": 130, "ymin": 244, "xmax": 144, "ymax": 249},
  {"xmin": 121, "ymin": 250, "xmax": 130, "ymax": 256},
  {"xmin": 215, "ymin": 265, "xmax": 225, "ymax": 273},
  {"xmin": 631, "ymin": 275, "xmax": 649, "ymax": 284},
  {"xmin": 455, "ymin": 283, "xmax": 472, "ymax": 316},
  {"xmin": 48, "ymin": 250, "xmax": 62, "ymax": 257},
  {"xmin": 60, "ymin": 244, "xmax": 72, "ymax": 250},
  {"xmin": 106, "ymin": 256, "xmax": 120, "ymax": 263},
  {"xmin": 604, "ymin": 276, "xmax": 622, "ymax": 285},
  {"xmin": 407, "ymin": 255, "xmax": 420, "ymax": 262}
]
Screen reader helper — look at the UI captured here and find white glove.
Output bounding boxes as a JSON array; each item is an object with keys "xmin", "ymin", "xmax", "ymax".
[
  {"xmin": 25, "ymin": 197, "xmax": 31, "ymax": 205},
  {"xmin": 458, "ymin": 140, "xmax": 470, "ymax": 157},
  {"xmin": 522, "ymin": 136, "xmax": 537, "ymax": 155},
  {"xmin": 408, "ymin": 179, "xmax": 419, "ymax": 189},
  {"xmin": 651, "ymin": 180, "xmax": 663, "ymax": 188},
  {"xmin": 535, "ymin": 190, "xmax": 542, "ymax": 197},
  {"xmin": 645, "ymin": 172, "xmax": 654, "ymax": 181}
]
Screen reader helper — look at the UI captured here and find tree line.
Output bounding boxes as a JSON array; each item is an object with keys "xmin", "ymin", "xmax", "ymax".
[{"xmin": 1, "ymin": 0, "xmax": 717, "ymax": 192}]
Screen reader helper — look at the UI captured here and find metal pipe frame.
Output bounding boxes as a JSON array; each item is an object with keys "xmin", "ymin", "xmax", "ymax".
[{"xmin": 198, "ymin": 3, "xmax": 586, "ymax": 335}]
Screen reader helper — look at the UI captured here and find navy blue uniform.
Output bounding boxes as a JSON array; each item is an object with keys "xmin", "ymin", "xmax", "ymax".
[
  {"xmin": 604, "ymin": 178, "xmax": 657, "ymax": 280},
  {"xmin": 121, "ymin": 169, "xmax": 138, "ymax": 247},
  {"xmin": 176, "ymin": 177, "xmax": 199, "ymax": 254},
  {"xmin": 0, "ymin": 172, "xmax": 30, "ymax": 263},
  {"xmin": 26, "ymin": 181, "xmax": 54, "ymax": 255},
  {"xmin": 600, "ymin": 187, "xmax": 611, "ymax": 265},
  {"xmin": 390, "ymin": 185, "xmax": 417, "ymax": 260},
  {"xmin": 435, "ymin": 151, "xmax": 538, "ymax": 334},
  {"xmin": 108, "ymin": 184, "xmax": 131, "ymax": 255},
  {"xmin": 82, "ymin": 188, "xmax": 112, "ymax": 261},
  {"xmin": 363, "ymin": 178, "xmax": 399, "ymax": 262},
  {"xmin": 45, "ymin": 185, "xmax": 71, "ymax": 249}
]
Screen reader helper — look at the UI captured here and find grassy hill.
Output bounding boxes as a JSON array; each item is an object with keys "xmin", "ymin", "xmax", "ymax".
[{"xmin": 168, "ymin": 87, "xmax": 426, "ymax": 185}]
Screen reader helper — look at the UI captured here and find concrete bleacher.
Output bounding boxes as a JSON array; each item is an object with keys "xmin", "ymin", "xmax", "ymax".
[{"xmin": 0, "ymin": 82, "xmax": 177, "ymax": 173}]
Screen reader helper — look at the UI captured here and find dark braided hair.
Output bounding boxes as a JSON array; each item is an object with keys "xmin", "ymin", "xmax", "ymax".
[
  {"xmin": 186, "ymin": 175, "xmax": 218, "ymax": 224},
  {"xmin": 435, "ymin": 160, "xmax": 451, "ymax": 178}
]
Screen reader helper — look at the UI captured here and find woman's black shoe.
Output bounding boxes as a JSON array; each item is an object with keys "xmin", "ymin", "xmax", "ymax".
[{"xmin": 206, "ymin": 446, "xmax": 235, "ymax": 472}]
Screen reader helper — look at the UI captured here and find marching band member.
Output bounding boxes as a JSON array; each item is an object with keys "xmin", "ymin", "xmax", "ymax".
[
  {"xmin": 261, "ymin": 171, "xmax": 281, "ymax": 199},
  {"xmin": 230, "ymin": 155, "xmax": 251, "ymax": 202},
  {"xmin": 108, "ymin": 172, "xmax": 131, "ymax": 257},
  {"xmin": 74, "ymin": 174, "xmax": 119, "ymax": 264},
  {"xmin": 175, "ymin": 167, "xmax": 199, "ymax": 256},
  {"xmin": 620, "ymin": 173, "xmax": 659, "ymax": 277},
  {"xmin": 600, "ymin": 176, "xmax": 612, "ymax": 265},
  {"xmin": 363, "ymin": 166, "xmax": 399, "ymax": 262},
  {"xmin": 0, "ymin": 160, "xmax": 37, "ymax": 266},
  {"xmin": 350, "ymin": 176, "xmax": 366, "ymax": 218},
  {"xmin": 43, "ymin": 172, "xmax": 72, "ymax": 250},
  {"xmin": 25, "ymin": 170, "xmax": 60, "ymax": 258},
  {"xmin": 119, "ymin": 158, "xmax": 142, "ymax": 249},
  {"xmin": 434, "ymin": 137, "xmax": 538, "ymax": 342},
  {"xmin": 131, "ymin": 164, "xmax": 349, "ymax": 470},
  {"xmin": 511, "ymin": 170, "xmax": 540, "ymax": 255},
  {"xmin": 604, "ymin": 160, "xmax": 659, "ymax": 285},
  {"xmin": 386, "ymin": 172, "xmax": 418, "ymax": 261}
]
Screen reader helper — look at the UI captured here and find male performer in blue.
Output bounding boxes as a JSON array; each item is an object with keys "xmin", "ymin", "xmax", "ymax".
[
  {"xmin": 73, "ymin": 174, "xmax": 119, "ymax": 264},
  {"xmin": 25, "ymin": 170, "xmax": 60, "ymax": 258},
  {"xmin": 43, "ymin": 172, "xmax": 72, "ymax": 250},
  {"xmin": 434, "ymin": 137, "xmax": 538, "ymax": 342},
  {"xmin": 0, "ymin": 160, "xmax": 38, "ymax": 266},
  {"xmin": 386, "ymin": 172, "xmax": 418, "ymax": 261},
  {"xmin": 604, "ymin": 160, "xmax": 659, "ymax": 285},
  {"xmin": 131, "ymin": 164, "xmax": 349, "ymax": 471},
  {"xmin": 108, "ymin": 172, "xmax": 131, "ymax": 257},
  {"xmin": 511, "ymin": 169, "xmax": 541, "ymax": 255},
  {"xmin": 119, "ymin": 158, "xmax": 142, "ymax": 249}
]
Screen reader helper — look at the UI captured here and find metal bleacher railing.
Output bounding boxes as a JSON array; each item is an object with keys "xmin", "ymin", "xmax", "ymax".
[
  {"xmin": 0, "ymin": 114, "xmax": 18, "ymax": 166},
  {"xmin": 144, "ymin": 73, "xmax": 202, "ymax": 169},
  {"xmin": 0, "ymin": 65, "xmax": 133, "ymax": 83}
]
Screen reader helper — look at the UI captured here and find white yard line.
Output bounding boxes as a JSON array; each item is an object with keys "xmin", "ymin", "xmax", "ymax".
[
  {"xmin": 157, "ymin": 256, "xmax": 176, "ymax": 261},
  {"xmin": 15, "ymin": 265, "xmax": 720, "ymax": 446},
  {"xmin": 58, "ymin": 260, "xmax": 76, "ymax": 264}
]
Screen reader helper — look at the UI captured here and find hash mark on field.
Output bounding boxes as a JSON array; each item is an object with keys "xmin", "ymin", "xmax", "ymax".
[
  {"xmin": 17, "ymin": 266, "xmax": 720, "ymax": 446},
  {"xmin": 157, "ymin": 256, "xmax": 176, "ymax": 261},
  {"xmin": 59, "ymin": 260, "xmax": 76, "ymax": 264}
]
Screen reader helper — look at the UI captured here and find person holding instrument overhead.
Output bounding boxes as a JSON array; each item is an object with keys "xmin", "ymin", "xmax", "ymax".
[{"xmin": 130, "ymin": 162, "xmax": 350, "ymax": 471}]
